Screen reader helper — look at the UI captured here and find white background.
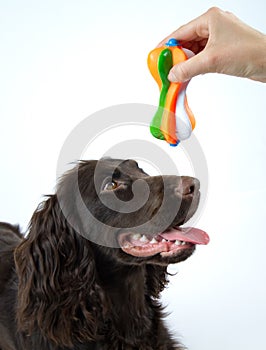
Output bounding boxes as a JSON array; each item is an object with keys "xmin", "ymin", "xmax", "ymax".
[{"xmin": 1, "ymin": 1, "xmax": 266, "ymax": 349}]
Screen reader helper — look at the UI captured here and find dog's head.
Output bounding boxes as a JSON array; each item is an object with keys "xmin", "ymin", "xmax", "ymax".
[{"xmin": 57, "ymin": 158, "xmax": 209, "ymax": 265}]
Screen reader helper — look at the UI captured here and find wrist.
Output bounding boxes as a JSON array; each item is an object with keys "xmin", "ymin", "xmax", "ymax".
[{"xmin": 250, "ymin": 33, "xmax": 266, "ymax": 82}]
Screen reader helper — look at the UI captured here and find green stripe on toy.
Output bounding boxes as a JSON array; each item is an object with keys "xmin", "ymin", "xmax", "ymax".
[{"xmin": 150, "ymin": 48, "xmax": 173, "ymax": 140}]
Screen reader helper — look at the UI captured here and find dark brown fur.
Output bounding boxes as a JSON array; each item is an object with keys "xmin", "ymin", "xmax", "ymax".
[{"xmin": 0, "ymin": 159, "xmax": 201, "ymax": 349}]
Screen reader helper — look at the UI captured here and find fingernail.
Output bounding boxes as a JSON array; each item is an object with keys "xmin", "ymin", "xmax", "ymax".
[{"xmin": 168, "ymin": 71, "xmax": 178, "ymax": 82}]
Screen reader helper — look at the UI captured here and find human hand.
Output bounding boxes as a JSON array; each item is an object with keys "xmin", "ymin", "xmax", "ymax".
[{"xmin": 158, "ymin": 7, "xmax": 266, "ymax": 83}]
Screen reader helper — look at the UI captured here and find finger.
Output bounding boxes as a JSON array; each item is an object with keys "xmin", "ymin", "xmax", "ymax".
[
  {"xmin": 156, "ymin": 25, "xmax": 199, "ymax": 48},
  {"xmin": 156, "ymin": 11, "xmax": 210, "ymax": 48},
  {"xmin": 168, "ymin": 51, "xmax": 210, "ymax": 82}
]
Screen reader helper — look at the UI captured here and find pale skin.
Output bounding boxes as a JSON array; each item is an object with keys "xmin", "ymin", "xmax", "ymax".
[{"xmin": 157, "ymin": 7, "xmax": 266, "ymax": 83}]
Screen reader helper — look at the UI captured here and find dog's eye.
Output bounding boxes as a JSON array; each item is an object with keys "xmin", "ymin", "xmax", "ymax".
[{"xmin": 103, "ymin": 181, "xmax": 118, "ymax": 191}]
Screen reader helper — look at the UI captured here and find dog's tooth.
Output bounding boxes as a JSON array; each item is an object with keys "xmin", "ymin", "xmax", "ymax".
[
  {"xmin": 140, "ymin": 235, "xmax": 149, "ymax": 243},
  {"xmin": 132, "ymin": 233, "xmax": 141, "ymax": 240},
  {"xmin": 150, "ymin": 238, "xmax": 158, "ymax": 244},
  {"xmin": 162, "ymin": 239, "xmax": 166, "ymax": 243},
  {"xmin": 175, "ymin": 240, "xmax": 182, "ymax": 246},
  {"xmin": 123, "ymin": 243, "xmax": 131, "ymax": 249},
  {"xmin": 181, "ymin": 241, "xmax": 186, "ymax": 246}
]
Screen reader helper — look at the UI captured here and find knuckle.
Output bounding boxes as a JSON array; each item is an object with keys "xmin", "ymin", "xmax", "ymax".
[{"xmin": 207, "ymin": 6, "xmax": 223, "ymax": 15}]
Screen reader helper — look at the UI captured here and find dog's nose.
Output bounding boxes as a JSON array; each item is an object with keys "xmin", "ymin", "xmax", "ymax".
[{"xmin": 175, "ymin": 176, "xmax": 200, "ymax": 196}]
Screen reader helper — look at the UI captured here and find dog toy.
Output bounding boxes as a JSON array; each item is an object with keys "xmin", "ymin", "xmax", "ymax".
[{"xmin": 147, "ymin": 38, "xmax": 195, "ymax": 146}]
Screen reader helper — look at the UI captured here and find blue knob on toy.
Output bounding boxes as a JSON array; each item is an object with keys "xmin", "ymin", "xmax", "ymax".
[{"xmin": 165, "ymin": 38, "xmax": 181, "ymax": 47}]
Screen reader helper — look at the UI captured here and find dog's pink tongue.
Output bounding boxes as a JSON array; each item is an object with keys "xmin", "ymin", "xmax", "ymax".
[{"xmin": 160, "ymin": 227, "xmax": 209, "ymax": 245}]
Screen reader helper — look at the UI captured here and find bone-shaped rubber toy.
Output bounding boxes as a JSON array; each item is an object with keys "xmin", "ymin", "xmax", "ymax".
[{"xmin": 147, "ymin": 38, "xmax": 195, "ymax": 146}]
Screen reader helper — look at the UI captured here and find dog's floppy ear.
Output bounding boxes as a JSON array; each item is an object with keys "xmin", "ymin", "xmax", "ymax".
[{"xmin": 14, "ymin": 195, "xmax": 104, "ymax": 347}]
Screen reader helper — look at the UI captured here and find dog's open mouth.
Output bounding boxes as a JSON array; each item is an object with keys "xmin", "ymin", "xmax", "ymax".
[{"xmin": 118, "ymin": 227, "xmax": 209, "ymax": 257}]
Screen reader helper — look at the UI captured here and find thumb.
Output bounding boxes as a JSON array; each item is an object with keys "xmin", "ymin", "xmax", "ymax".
[{"xmin": 168, "ymin": 52, "xmax": 209, "ymax": 82}]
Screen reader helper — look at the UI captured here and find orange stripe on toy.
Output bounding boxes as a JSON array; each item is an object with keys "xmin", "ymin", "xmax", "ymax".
[
  {"xmin": 185, "ymin": 96, "xmax": 196, "ymax": 130},
  {"xmin": 147, "ymin": 47, "xmax": 163, "ymax": 90},
  {"xmin": 160, "ymin": 83, "xmax": 181, "ymax": 144}
]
